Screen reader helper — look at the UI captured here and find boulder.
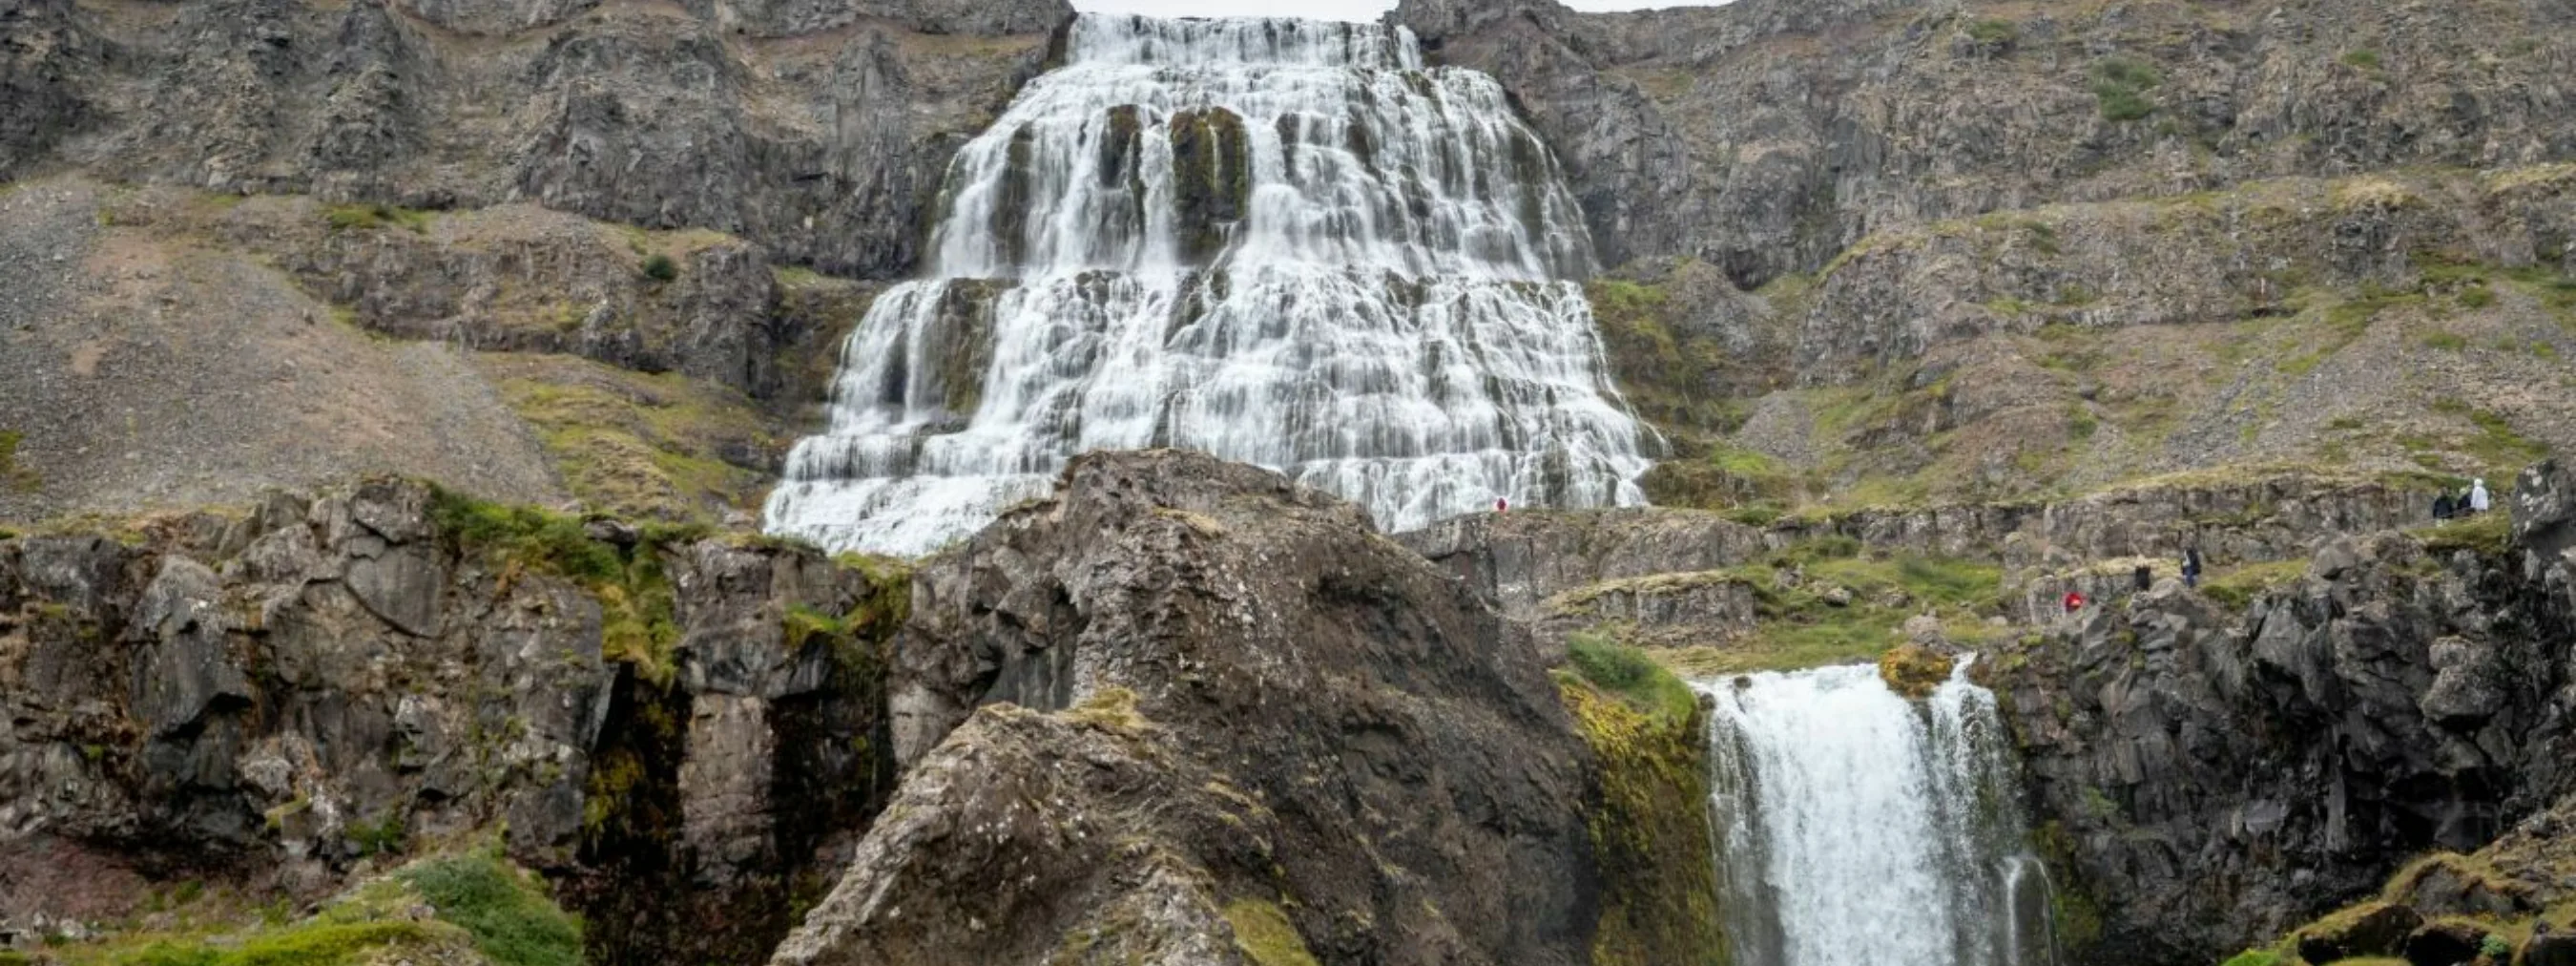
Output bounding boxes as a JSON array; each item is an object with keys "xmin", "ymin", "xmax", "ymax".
[
  {"xmin": 2524, "ymin": 929, "xmax": 2576, "ymax": 966},
  {"xmin": 2401, "ymin": 919, "xmax": 2486, "ymax": 966}
]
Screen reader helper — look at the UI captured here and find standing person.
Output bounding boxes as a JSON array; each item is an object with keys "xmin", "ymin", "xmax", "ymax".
[
  {"xmin": 2183, "ymin": 547, "xmax": 2204, "ymax": 589},
  {"xmin": 2434, "ymin": 490, "xmax": 2456, "ymax": 521},
  {"xmin": 2470, "ymin": 478, "xmax": 2492, "ymax": 514},
  {"xmin": 1495, "ymin": 496, "xmax": 1509, "ymax": 514},
  {"xmin": 2063, "ymin": 590, "xmax": 2086, "ymax": 614}
]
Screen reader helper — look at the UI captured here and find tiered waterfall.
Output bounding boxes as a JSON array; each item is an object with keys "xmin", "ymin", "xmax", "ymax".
[{"xmin": 764, "ymin": 14, "xmax": 1652, "ymax": 556}]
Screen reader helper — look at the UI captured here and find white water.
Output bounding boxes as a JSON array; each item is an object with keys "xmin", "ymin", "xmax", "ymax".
[
  {"xmin": 1701, "ymin": 662, "xmax": 2059, "ymax": 966},
  {"xmin": 765, "ymin": 14, "xmax": 1653, "ymax": 556}
]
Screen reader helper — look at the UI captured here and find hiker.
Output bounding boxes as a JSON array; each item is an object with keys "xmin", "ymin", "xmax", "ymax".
[
  {"xmin": 2063, "ymin": 590, "xmax": 2086, "ymax": 614},
  {"xmin": 2470, "ymin": 477, "xmax": 2492, "ymax": 514},
  {"xmin": 1495, "ymin": 496, "xmax": 1509, "ymax": 514},
  {"xmin": 2132, "ymin": 564, "xmax": 2153, "ymax": 592},
  {"xmin": 2183, "ymin": 548, "xmax": 2204, "ymax": 589},
  {"xmin": 2434, "ymin": 491, "xmax": 2456, "ymax": 521}
]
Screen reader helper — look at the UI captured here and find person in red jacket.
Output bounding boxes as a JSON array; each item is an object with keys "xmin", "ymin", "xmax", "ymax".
[{"xmin": 2063, "ymin": 590, "xmax": 2087, "ymax": 614}]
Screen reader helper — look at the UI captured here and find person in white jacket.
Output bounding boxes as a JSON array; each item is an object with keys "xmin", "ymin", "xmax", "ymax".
[{"xmin": 2470, "ymin": 478, "xmax": 2492, "ymax": 514}]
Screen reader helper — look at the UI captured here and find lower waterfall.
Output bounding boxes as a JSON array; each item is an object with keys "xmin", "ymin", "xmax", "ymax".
[{"xmin": 1699, "ymin": 662, "xmax": 2060, "ymax": 966}]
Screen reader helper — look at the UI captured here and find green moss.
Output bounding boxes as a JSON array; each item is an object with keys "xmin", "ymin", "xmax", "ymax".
[
  {"xmin": 2420, "ymin": 330, "xmax": 2469, "ymax": 351},
  {"xmin": 486, "ymin": 359, "xmax": 777, "ymax": 524},
  {"xmin": 398, "ymin": 854, "xmax": 583, "ymax": 966},
  {"xmin": 2221, "ymin": 949, "xmax": 2285, "ymax": 966},
  {"xmin": 0, "ymin": 429, "xmax": 37, "ymax": 493},
  {"xmin": 1560, "ymin": 679, "xmax": 1728, "ymax": 966},
  {"xmin": 2201, "ymin": 560, "xmax": 2310, "ymax": 611},
  {"xmin": 115, "ymin": 922, "xmax": 435, "ymax": 966},
  {"xmin": 1222, "ymin": 898, "xmax": 1319, "ymax": 966},
  {"xmin": 2416, "ymin": 512, "xmax": 2513, "ymax": 556},
  {"xmin": 1966, "ymin": 18, "xmax": 2019, "ymax": 44},
  {"xmin": 2340, "ymin": 49, "xmax": 2382, "ymax": 70},
  {"xmin": 430, "ymin": 486, "xmax": 681, "ymax": 682}
]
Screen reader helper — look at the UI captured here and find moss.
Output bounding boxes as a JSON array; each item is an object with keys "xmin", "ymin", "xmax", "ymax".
[
  {"xmin": 2340, "ymin": 49, "xmax": 2382, "ymax": 70},
  {"xmin": 1966, "ymin": 18, "xmax": 2019, "ymax": 44},
  {"xmin": 1223, "ymin": 898, "xmax": 1320, "ymax": 966},
  {"xmin": 429, "ymin": 485, "xmax": 683, "ymax": 682},
  {"xmin": 1170, "ymin": 108, "xmax": 1252, "ymax": 262},
  {"xmin": 324, "ymin": 202, "xmax": 431, "ymax": 233},
  {"xmin": 1068, "ymin": 686, "xmax": 1151, "ymax": 736},
  {"xmin": 1877, "ymin": 643, "xmax": 1956, "ymax": 698},
  {"xmin": 1587, "ymin": 276, "xmax": 1742, "ymax": 436},
  {"xmin": 2092, "ymin": 57, "xmax": 2161, "ymax": 122},
  {"xmin": 0, "ymin": 428, "xmax": 37, "ymax": 493},
  {"xmin": 2416, "ymin": 512, "xmax": 2513, "ymax": 556},
  {"xmin": 485, "ymin": 357, "xmax": 778, "ymax": 524},
  {"xmin": 1560, "ymin": 680, "xmax": 1728, "ymax": 966},
  {"xmin": 2201, "ymin": 560, "xmax": 2310, "ymax": 611}
]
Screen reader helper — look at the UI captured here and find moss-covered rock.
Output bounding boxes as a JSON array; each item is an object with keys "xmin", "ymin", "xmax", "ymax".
[
  {"xmin": 1876, "ymin": 642, "xmax": 1955, "ymax": 699},
  {"xmin": 1559, "ymin": 635, "xmax": 1728, "ymax": 966},
  {"xmin": 1170, "ymin": 107, "xmax": 1250, "ymax": 263}
]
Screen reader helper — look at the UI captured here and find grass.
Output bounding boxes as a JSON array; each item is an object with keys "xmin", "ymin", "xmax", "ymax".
[
  {"xmin": 2416, "ymin": 511, "xmax": 2513, "ymax": 556},
  {"xmin": 397, "ymin": 854, "xmax": 583, "ymax": 966},
  {"xmin": 429, "ymin": 485, "xmax": 681, "ymax": 682},
  {"xmin": 2200, "ymin": 559, "xmax": 2310, "ymax": 610},
  {"xmin": 1567, "ymin": 632, "xmax": 1700, "ymax": 725},
  {"xmin": 1966, "ymin": 18, "xmax": 2018, "ymax": 44},
  {"xmin": 1222, "ymin": 898, "xmax": 1319, "ymax": 966},
  {"xmin": 1613, "ymin": 548, "xmax": 2005, "ymax": 678},
  {"xmin": 485, "ymin": 359, "xmax": 778, "ymax": 524},
  {"xmin": 2340, "ymin": 49, "xmax": 2382, "ymax": 70}
]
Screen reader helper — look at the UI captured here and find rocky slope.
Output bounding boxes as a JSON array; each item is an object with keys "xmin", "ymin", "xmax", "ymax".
[
  {"xmin": 1, "ymin": 0, "xmax": 1070, "ymax": 280},
  {"xmin": 0, "ymin": 477, "xmax": 906, "ymax": 964}
]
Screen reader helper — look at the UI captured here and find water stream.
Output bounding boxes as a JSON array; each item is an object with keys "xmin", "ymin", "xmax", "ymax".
[
  {"xmin": 1700, "ymin": 662, "xmax": 2061, "ymax": 966},
  {"xmin": 764, "ymin": 14, "xmax": 1653, "ymax": 556}
]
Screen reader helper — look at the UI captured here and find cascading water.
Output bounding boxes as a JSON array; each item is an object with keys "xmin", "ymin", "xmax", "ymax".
[
  {"xmin": 764, "ymin": 14, "xmax": 1653, "ymax": 556},
  {"xmin": 1701, "ymin": 661, "xmax": 2061, "ymax": 966}
]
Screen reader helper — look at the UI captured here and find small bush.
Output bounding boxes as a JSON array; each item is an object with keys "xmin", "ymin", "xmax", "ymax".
[
  {"xmin": 2092, "ymin": 57, "xmax": 2162, "ymax": 122},
  {"xmin": 640, "ymin": 253, "xmax": 678, "ymax": 283},
  {"xmin": 399, "ymin": 854, "xmax": 583, "ymax": 966},
  {"xmin": 2483, "ymin": 934, "xmax": 2513, "ymax": 960},
  {"xmin": 2341, "ymin": 49, "xmax": 2381, "ymax": 70},
  {"xmin": 1567, "ymin": 632, "xmax": 1697, "ymax": 724},
  {"xmin": 1966, "ymin": 18, "xmax": 2019, "ymax": 44},
  {"xmin": 2459, "ymin": 284, "xmax": 2497, "ymax": 308},
  {"xmin": 2421, "ymin": 330, "xmax": 2469, "ymax": 351}
]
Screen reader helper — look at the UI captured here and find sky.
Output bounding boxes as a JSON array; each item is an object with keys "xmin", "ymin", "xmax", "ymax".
[{"xmin": 1074, "ymin": 0, "xmax": 1727, "ymax": 21}]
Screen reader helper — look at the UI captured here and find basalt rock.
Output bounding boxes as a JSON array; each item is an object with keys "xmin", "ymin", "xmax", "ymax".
[
  {"xmin": 778, "ymin": 450, "xmax": 1606, "ymax": 966},
  {"xmin": 1985, "ymin": 461, "xmax": 2576, "ymax": 966},
  {"xmin": 0, "ymin": 478, "xmax": 904, "ymax": 966}
]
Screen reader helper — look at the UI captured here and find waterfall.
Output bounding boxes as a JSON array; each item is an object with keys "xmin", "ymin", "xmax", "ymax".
[
  {"xmin": 764, "ymin": 14, "xmax": 1654, "ymax": 556},
  {"xmin": 1701, "ymin": 661, "xmax": 2060, "ymax": 966}
]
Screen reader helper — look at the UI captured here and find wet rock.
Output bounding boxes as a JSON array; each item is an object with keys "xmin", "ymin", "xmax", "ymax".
[{"xmin": 2402, "ymin": 919, "xmax": 2487, "ymax": 966}]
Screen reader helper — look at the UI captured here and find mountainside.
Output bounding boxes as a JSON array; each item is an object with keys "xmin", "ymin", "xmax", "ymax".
[{"xmin": 8, "ymin": 0, "xmax": 2576, "ymax": 965}]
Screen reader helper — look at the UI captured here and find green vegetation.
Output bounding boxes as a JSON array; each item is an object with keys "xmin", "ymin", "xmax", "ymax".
[
  {"xmin": 1588, "ymin": 275, "xmax": 1742, "ymax": 434},
  {"xmin": 2220, "ymin": 949, "xmax": 2284, "ymax": 966},
  {"xmin": 0, "ymin": 429, "xmax": 37, "ymax": 493},
  {"xmin": 2199, "ymin": 560, "xmax": 2310, "ymax": 611},
  {"xmin": 2420, "ymin": 330, "xmax": 2468, "ymax": 351},
  {"xmin": 2417, "ymin": 511, "xmax": 2514, "ymax": 556},
  {"xmin": 2092, "ymin": 57, "xmax": 2162, "ymax": 122},
  {"xmin": 1965, "ymin": 18, "xmax": 2019, "ymax": 45},
  {"xmin": 1222, "ymin": 898, "xmax": 1319, "ymax": 966},
  {"xmin": 429, "ymin": 485, "xmax": 682, "ymax": 682},
  {"xmin": 2339, "ymin": 49, "xmax": 2381, "ymax": 70},
  {"xmin": 52, "ymin": 851, "xmax": 576, "ymax": 966},
  {"xmin": 1568, "ymin": 633, "xmax": 1700, "ymax": 725},
  {"xmin": 397, "ymin": 853, "xmax": 584, "ymax": 966},
  {"xmin": 1558, "ymin": 655, "xmax": 1727, "ymax": 966},
  {"xmin": 484, "ymin": 357, "xmax": 778, "ymax": 524},
  {"xmin": 1587, "ymin": 545, "xmax": 2005, "ymax": 678},
  {"xmin": 640, "ymin": 253, "xmax": 678, "ymax": 283},
  {"xmin": 324, "ymin": 203, "xmax": 431, "ymax": 233}
]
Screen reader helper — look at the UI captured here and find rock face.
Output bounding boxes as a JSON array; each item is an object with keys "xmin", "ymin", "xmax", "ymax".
[
  {"xmin": 776, "ymin": 451, "xmax": 1606, "ymax": 966},
  {"xmin": 1396, "ymin": 0, "xmax": 2576, "ymax": 289},
  {"xmin": 2, "ymin": 0, "xmax": 1070, "ymax": 280},
  {"xmin": 1985, "ymin": 461, "xmax": 2576, "ymax": 965},
  {"xmin": 0, "ymin": 479, "xmax": 904, "ymax": 965}
]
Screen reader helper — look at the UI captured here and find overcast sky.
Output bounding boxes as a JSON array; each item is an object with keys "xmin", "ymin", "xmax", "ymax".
[{"xmin": 1074, "ymin": 0, "xmax": 1726, "ymax": 21}]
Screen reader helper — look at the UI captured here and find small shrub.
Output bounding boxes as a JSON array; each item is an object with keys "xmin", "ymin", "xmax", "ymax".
[
  {"xmin": 400, "ymin": 854, "xmax": 583, "ymax": 966},
  {"xmin": 2092, "ymin": 57, "xmax": 2162, "ymax": 122},
  {"xmin": 1966, "ymin": 18, "xmax": 2019, "ymax": 44},
  {"xmin": 2459, "ymin": 284, "xmax": 2496, "ymax": 308},
  {"xmin": 2341, "ymin": 49, "xmax": 2382, "ymax": 70},
  {"xmin": 2421, "ymin": 330, "xmax": 2469, "ymax": 351},
  {"xmin": 2483, "ymin": 934, "xmax": 2514, "ymax": 960},
  {"xmin": 640, "ymin": 253, "xmax": 678, "ymax": 283},
  {"xmin": 1567, "ymin": 632, "xmax": 1697, "ymax": 724}
]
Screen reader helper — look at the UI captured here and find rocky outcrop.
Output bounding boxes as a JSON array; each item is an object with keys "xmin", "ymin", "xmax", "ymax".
[
  {"xmin": 1984, "ymin": 461, "xmax": 2576, "ymax": 966},
  {"xmin": 6, "ymin": 0, "xmax": 1070, "ymax": 280},
  {"xmin": 1403, "ymin": 472, "xmax": 2421, "ymax": 621},
  {"xmin": 776, "ymin": 450, "xmax": 1641, "ymax": 966},
  {"xmin": 1398, "ymin": 0, "xmax": 2576, "ymax": 290},
  {"xmin": 0, "ymin": 479, "xmax": 905, "ymax": 964}
]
